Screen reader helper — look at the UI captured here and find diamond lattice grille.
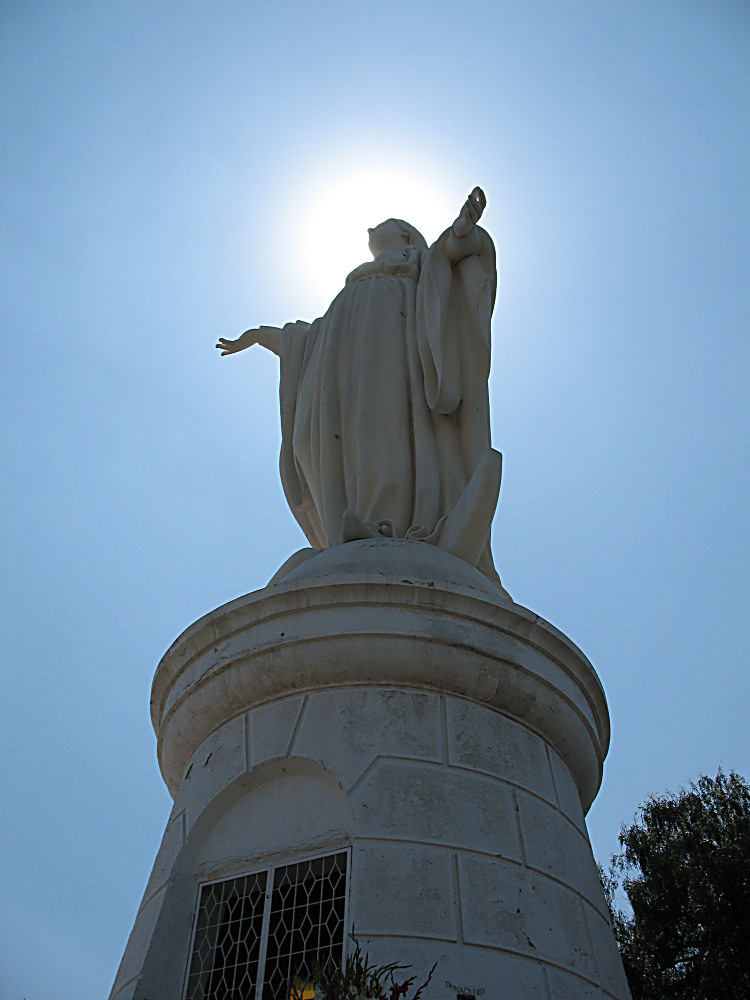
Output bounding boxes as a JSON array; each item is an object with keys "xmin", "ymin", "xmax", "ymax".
[
  {"xmin": 185, "ymin": 870, "xmax": 267, "ymax": 1000},
  {"xmin": 263, "ymin": 853, "xmax": 348, "ymax": 1000},
  {"xmin": 184, "ymin": 852, "xmax": 348, "ymax": 1000}
]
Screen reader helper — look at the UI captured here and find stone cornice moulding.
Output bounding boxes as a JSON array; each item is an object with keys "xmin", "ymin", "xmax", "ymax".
[{"xmin": 151, "ymin": 560, "xmax": 610, "ymax": 812}]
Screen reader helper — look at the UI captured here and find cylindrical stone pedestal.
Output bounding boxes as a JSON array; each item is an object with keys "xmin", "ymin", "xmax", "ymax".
[{"xmin": 109, "ymin": 540, "xmax": 631, "ymax": 1000}]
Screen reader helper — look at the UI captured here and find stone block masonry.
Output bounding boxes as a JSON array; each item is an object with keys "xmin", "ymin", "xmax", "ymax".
[{"xmin": 109, "ymin": 540, "xmax": 630, "ymax": 1000}]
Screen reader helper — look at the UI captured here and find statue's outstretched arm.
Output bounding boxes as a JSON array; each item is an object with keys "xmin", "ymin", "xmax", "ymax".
[
  {"xmin": 445, "ymin": 187, "xmax": 486, "ymax": 261},
  {"xmin": 216, "ymin": 325, "xmax": 284, "ymax": 357}
]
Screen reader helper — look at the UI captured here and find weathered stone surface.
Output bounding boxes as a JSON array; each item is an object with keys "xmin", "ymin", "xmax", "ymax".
[
  {"xmin": 109, "ymin": 885, "xmax": 166, "ymax": 999},
  {"xmin": 109, "ymin": 980, "xmax": 139, "ymax": 1000},
  {"xmin": 173, "ymin": 712, "xmax": 246, "ymax": 831},
  {"xmin": 351, "ymin": 842, "xmax": 456, "ymax": 940},
  {"xmin": 584, "ymin": 901, "xmax": 633, "ymax": 997},
  {"xmin": 352, "ymin": 758, "xmax": 522, "ymax": 861},
  {"xmin": 550, "ymin": 745, "xmax": 587, "ymax": 829},
  {"xmin": 458, "ymin": 853, "xmax": 598, "ymax": 982},
  {"xmin": 151, "ymin": 544, "xmax": 609, "ymax": 810},
  {"xmin": 294, "ymin": 687, "xmax": 442, "ymax": 790},
  {"xmin": 445, "ymin": 697, "xmax": 556, "ymax": 803},
  {"xmin": 195, "ymin": 762, "xmax": 353, "ymax": 876},
  {"xmin": 248, "ymin": 694, "xmax": 305, "ymax": 766},
  {"xmin": 139, "ymin": 809, "xmax": 184, "ymax": 906},
  {"xmin": 517, "ymin": 790, "xmax": 607, "ymax": 916},
  {"xmin": 546, "ymin": 967, "xmax": 611, "ymax": 1000}
]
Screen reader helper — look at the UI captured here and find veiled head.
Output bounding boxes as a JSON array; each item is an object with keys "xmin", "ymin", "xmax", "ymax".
[{"xmin": 368, "ymin": 218, "xmax": 427, "ymax": 257}]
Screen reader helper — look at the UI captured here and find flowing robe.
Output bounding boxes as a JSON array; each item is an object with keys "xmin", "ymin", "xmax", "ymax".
[{"xmin": 278, "ymin": 225, "xmax": 501, "ymax": 583}]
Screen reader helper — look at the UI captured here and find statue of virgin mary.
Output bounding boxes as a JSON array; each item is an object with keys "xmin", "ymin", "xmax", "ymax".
[{"xmin": 217, "ymin": 187, "xmax": 504, "ymax": 589}]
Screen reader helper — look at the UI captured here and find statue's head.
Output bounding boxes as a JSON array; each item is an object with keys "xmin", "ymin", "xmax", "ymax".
[{"xmin": 368, "ymin": 218, "xmax": 427, "ymax": 257}]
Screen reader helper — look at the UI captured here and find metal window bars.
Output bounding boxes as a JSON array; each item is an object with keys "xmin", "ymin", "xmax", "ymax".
[{"xmin": 184, "ymin": 851, "xmax": 349, "ymax": 1000}]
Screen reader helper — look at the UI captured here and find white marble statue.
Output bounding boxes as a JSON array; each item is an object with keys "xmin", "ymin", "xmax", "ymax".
[{"xmin": 217, "ymin": 187, "xmax": 503, "ymax": 586}]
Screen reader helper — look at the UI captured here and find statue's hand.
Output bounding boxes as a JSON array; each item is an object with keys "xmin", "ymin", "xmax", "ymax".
[
  {"xmin": 216, "ymin": 330, "xmax": 259, "ymax": 356},
  {"xmin": 453, "ymin": 187, "xmax": 486, "ymax": 239}
]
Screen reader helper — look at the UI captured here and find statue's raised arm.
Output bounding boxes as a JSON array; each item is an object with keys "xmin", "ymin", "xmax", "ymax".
[
  {"xmin": 216, "ymin": 187, "xmax": 507, "ymax": 595},
  {"xmin": 453, "ymin": 186, "xmax": 486, "ymax": 237},
  {"xmin": 443, "ymin": 186, "xmax": 487, "ymax": 261},
  {"xmin": 216, "ymin": 325, "xmax": 284, "ymax": 357}
]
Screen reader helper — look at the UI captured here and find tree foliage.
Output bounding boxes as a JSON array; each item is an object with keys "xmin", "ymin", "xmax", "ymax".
[{"xmin": 604, "ymin": 769, "xmax": 750, "ymax": 999}]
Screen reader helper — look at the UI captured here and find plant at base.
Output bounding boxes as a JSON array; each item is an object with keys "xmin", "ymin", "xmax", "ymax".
[{"xmin": 300, "ymin": 935, "xmax": 435, "ymax": 1000}]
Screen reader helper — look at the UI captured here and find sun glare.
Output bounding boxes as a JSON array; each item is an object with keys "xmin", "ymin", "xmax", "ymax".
[{"xmin": 293, "ymin": 166, "xmax": 458, "ymax": 311}]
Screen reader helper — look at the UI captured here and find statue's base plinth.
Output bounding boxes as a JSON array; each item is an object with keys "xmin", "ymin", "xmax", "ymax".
[{"xmin": 109, "ymin": 541, "xmax": 630, "ymax": 1000}]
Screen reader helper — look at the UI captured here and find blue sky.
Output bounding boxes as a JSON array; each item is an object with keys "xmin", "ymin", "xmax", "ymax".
[{"xmin": 2, "ymin": 2, "xmax": 749, "ymax": 997}]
